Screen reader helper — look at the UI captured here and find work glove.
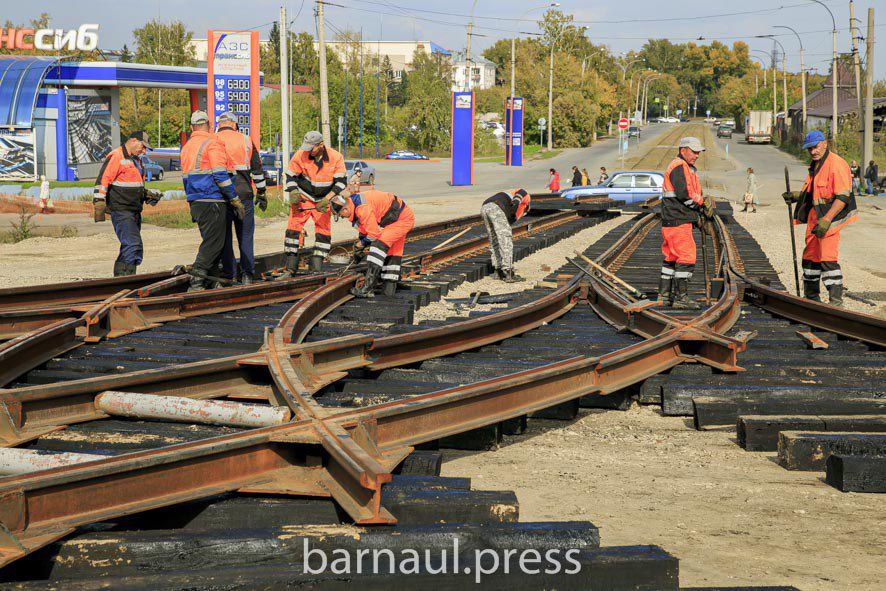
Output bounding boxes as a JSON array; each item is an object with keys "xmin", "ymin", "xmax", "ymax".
[
  {"xmin": 811, "ymin": 217, "xmax": 831, "ymax": 238},
  {"xmin": 256, "ymin": 191, "xmax": 268, "ymax": 212},
  {"xmin": 229, "ymin": 197, "xmax": 245, "ymax": 221},
  {"xmin": 143, "ymin": 189, "xmax": 163, "ymax": 206},
  {"xmin": 352, "ymin": 239, "xmax": 368, "ymax": 263},
  {"xmin": 315, "ymin": 196, "xmax": 332, "ymax": 214},
  {"xmin": 703, "ymin": 195, "xmax": 716, "ymax": 219},
  {"xmin": 782, "ymin": 191, "xmax": 799, "ymax": 204},
  {"xmin": 93, "ymin": 199, "xmax": 107, "ymax": 223}
]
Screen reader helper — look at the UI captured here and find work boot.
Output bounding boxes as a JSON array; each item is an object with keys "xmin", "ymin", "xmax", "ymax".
[
  {"xmin": 502, "ymin": 268, "xmax": 525, "ymax": 283},
  {"xmin": 658, "ymin": 276, "xmax": 673, "ymax": 305},
  {"xmin": 803, "ymin": 280, "xmax": 821, "ymax": 303},
  {"xmin": 280, "ymin": 253, "xmax": 300, "ymax": 278},
  {"xmin": 187, "ymin": 272, "xmax": 206, "ymax": 292},
  {"xmin": 671, "ymin": 278, "xmax": 700, "ymax": 310},
  {"xmin": 241, "ymin": 274, "xmax": 254, "ymax": 285},
  {"xmin": 124, "ymin": 264, "xmax": 138, "ymax": 276},
  {"xmin": 827, "ymin": 284, "xmax": 843, "ymax": 307},
  {"xmin": 495, "ymin": 268, "xmax": 506, "ymax": 280},
  {"xmin": 351, "ymin": 265, "xmax": 382, "ymax": 298},
  {"xmin": 113, "ymin": 261, "xmax": 127, "ymax": 277},
  {"xmin": 309, "ymin": 255, "xmax": 323, "ymax": 272},
  {"xmin": 382, "ymin": 280, "xmax": 398, "ymax": 297}
]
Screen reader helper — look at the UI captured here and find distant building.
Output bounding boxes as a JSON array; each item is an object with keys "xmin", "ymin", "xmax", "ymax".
[
  {"xmin": 786, "ymin": 63, "xmax": 885, "ymax": 133},
  {"xmin": 450, "ymin": 51, "xmax": 496, "ymax": 92},
  {"xmin": 313, "ymin": 40, "xmax": 452, "ymax": 80}
]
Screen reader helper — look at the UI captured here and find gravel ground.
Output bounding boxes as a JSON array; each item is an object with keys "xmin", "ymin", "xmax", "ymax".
[{"xmin": 413, "ymin": 213, "xmax": 636, "ymax": 323}]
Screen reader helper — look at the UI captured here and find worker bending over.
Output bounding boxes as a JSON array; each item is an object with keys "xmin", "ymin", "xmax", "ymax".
[
  {"xmin": 93, "ymin": 131, "xmax": 161, "ymax": 276},
  {"xmin": 480, "ymin": 188, "xmax": 531, "ymax": 282},
  {"xmin": 782, "ymin": 130, "xmax": 856, "ymax": 306},
  {"xmin": 283, "ymin": 131, "xmax": 347, "ymax": 275},
  {"xmin": 330, "ymin": 189, "xmax": 415, "ymax": 298},
  {"xmin": 215, "ymin": 112, "xmax": 267, "ymax": 284},
  {"xmin": 181, "ymin": 110, "xmax": 245, "ymax": 291},
  {"xmin": 659, "ymin": 136, "xmax": 715, "ymax": 309}
]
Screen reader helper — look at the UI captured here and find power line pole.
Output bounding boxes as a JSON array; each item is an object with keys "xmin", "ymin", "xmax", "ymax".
[
  {"xmin": 849, "ymin": 0, "xmax": 862, "ymax": 113},
  {"xmin": 316, "ymin": 0, "xmax": 332, "ymax": 145},
  {"xmin": 862, "ymin": 7, "xmax": 875, "ymax": 170},
  {"xmin": 279, "ymin": 6, "xmax": 290, "ymax": 164}
]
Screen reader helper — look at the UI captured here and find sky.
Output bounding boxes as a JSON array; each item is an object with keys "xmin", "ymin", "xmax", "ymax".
[{"xmin": 7, "ymin": 0, "xmax": 886, "ymax": 79}]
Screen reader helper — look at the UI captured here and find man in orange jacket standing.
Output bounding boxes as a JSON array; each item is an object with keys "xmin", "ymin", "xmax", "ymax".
[
  {"xmin": 330, "ymin": 189, "xmax": 415, "ymax": 298},
  {"xmin": 782, "ymin": 130, "xmax": 857, "ymax": 306},
  {"xmin": 659, "ymin": 137, "xmax": 715, "ymax": 309},
  {"xmin": 93, "ymin": 130, "xmax": 160, "ymax": 276},
  {"xmin": 180, "ymin": 111, "xmax": 244, "ymax": 291},
  {"xmin": 215, "ymin": 111, "xmax": 267, "ymax": 284},
  {"xmin": 283, "ymin": 131, "xmax": 347, "ymax": 275}
]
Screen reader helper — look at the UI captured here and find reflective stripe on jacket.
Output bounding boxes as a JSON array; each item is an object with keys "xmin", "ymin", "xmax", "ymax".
[
  {"xmin": 216, "ymin": 127, "xmax": 266, "ymax": 199},
  {"xmin": 93, "ymin": 145, "xmax": 145, "ymax": 212},
  {"xmin": 661, "ymin": 156, "xmax": 702, "ymax": 227},
  {"xmin": 284, "ymin": 146, "xmax": 347, "ymax": 203},
  {"xmin": 795, "ymin": 150, "xmax": 857, "ymax": 230},
  {"xmin": 181, "ymin": 130, "xmax": 237, "ymax": 203}
]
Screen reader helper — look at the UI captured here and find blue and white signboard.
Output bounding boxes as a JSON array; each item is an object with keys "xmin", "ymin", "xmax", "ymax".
[
  {"xmin": 505, "ymin": 96, "xmax": 524, "ymax": 167},
  {"xmin": 450, "ymin": 91, "xmax": 474, "ymax": 186}
]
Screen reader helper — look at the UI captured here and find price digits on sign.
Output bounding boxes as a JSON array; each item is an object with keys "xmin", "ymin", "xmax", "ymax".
[{"xmin": 215, "ymin": 77, "xmax": 252, "ymax": 134}]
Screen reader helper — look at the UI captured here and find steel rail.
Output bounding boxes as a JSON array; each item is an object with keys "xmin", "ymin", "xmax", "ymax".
[
  {"xmin": 0, "ymin": 211, "xmax": 587, "ymax": 441},
  {"xmin": 0, "ymin": 210, "xmax": 745, "ymax": 567},
  {"xmin": 0, "ymin": 213, "xmax": 491, "ymax": 337}
]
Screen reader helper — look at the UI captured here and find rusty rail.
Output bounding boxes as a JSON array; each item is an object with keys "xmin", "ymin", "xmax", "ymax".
[{"xmin": 0, "ymin": 210, "xmax": 747, "ymax": 567}]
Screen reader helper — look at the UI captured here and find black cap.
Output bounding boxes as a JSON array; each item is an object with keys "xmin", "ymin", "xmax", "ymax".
[{"xmin": 128, "ymin": 130, "xmax": 152, "ymax": 149}]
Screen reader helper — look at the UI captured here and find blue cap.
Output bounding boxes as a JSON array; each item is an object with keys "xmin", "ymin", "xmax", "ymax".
[{"xmin": 802, "ymin": 130, "xmax": 826, "ymax": 149}]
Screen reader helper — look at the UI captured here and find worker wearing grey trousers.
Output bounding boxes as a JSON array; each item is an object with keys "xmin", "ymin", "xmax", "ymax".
[{"xmin": 480, "ymin": 189, "xmax": 531, "ymax": 283}]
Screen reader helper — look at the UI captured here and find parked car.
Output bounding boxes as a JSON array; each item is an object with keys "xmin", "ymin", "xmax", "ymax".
[
  {"xmin": 716, "ymin": 125, "xmax": 734, "ymax": 138},
  {"xmin": 720, "ymin": 119, "xmax": 736, "ymax": 127},
  {"xmin": 345, "ymin": 160, "xmax": 376, "ymax": 185},
  {"xmin": 704, "ymin": 117, "xmax": 717, "ymax": 123},
  {"xmin": 385, "ymin": 150, "xmax": 429, "ymax": 160},
  {"xmin": 627, "ymin": 126, "xmax": 641, "ymax": 138},
  {"xmin": 139, "ymin": 155, "xmax": 164, "ymax": 181},
  {"xmin": 261, "ymin": 153, "xmax": 283, "ymax": 186},
  {"xmin": 560, "ymin": 171, "xmax": 664, "ymax": 206}
]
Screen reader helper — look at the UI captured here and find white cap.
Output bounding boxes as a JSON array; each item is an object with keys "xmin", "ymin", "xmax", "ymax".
[
  {"xmin": 217, "ymin": 111, "xmax": 237, "ymax": 124},
  {"xmin": 300, "ymin": 130, "xmax": 324, "ymax": 151},
  {"xmin": 190, "ymin": 110, "xmax": 210, "ymax": 125},
  {"xmin": 679, "ymin": 136, "xmax": 705, "ymax": 152}
]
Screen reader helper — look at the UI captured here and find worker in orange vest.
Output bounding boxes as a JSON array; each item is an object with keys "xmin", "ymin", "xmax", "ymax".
[
  {"xmin": 93, "ymin": 130, "xmax": 161, "ymax": 276},
  {"xmin": 659, "ymin": 137, "xmax": 715, "ymax": 309},
  {"xmin": 180, "ymin": 110, "xmax": 244, "ymax": 291},
  {"xmin": 283, "ymin": 131, "xmax": 347, "ymax": 275},
  {"xmin": 215, "ymin": 111, "xmax": 267, "ymax": 284},
  {"xmin": 330, "ymin": 189, "xmax": 415, "ymax": 298},
  {"xmin": 782, "ymin": 130, "xmax": 857, "ymax": 306}
]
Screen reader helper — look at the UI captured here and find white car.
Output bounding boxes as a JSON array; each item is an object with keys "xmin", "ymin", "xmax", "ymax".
[
  {"xmin": 665, "ymin": 116, "xmax": 680, "ymax": 123},
  {"xmin": 705, "ymin": 117, "xmax": 717, "ymax": 123}
]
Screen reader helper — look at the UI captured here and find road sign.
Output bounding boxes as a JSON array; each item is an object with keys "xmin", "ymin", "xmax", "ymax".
[
  {"xmin": 706, "ymin": 109, "xmax": 711, "ymax": 117},
  {"xmin": 537, "ymin": 117, "xmax": 546, "ymax": 127},
  {"xmin": 676, "ymin": 109, "xmax": 683, "ymax": 116},
  {"xmin": 617, "ymin": 118, "xmax": 629, "ymax": 131}
]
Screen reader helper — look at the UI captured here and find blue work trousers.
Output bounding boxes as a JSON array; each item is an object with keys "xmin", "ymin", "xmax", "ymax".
[
  {"xmin": 222, "ymin": 198, "xmax": 255, "ymax": 279},
  {"xmin": 110, "ymin": 210, "xmax": 143, "ymax": 266}
]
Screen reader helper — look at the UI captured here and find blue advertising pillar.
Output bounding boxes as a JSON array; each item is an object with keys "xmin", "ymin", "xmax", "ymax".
[
  {"xmin": 54, "ymin": 87, "xmax": 73, "ymax": 181},
  {"xmin": 504, "ymin": 96, "xmax": 524, "ymax": 167},
  {"xmin": 450, "ymin": 91, "xmax": 474, "ymax": 186}
]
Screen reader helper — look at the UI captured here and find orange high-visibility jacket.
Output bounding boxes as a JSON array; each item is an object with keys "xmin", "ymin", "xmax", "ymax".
[
  {"xmin": 93, "ymin": 145, "xmax": 145, "ymax": 212},
  {"xmin": 795, "ymin": 150, "xmax": 857, "ymax": 230},
  {"xmin": 661, "ymin": 157, "xmax": 703, "ymax": 227},
  {"xmin": 284, "ymin": 147, "xmax": 347, "ymax": 203},
  {"xmin": 215, "ymin": 127, "xmax": 266, "ymax": 198},
  {"xmin": 349, "ymin": 190, "xmax": 407, "ymax": 240},
  {"xmin": 181, "ymin": 130, "xmax": 236, "ymax": 202}
]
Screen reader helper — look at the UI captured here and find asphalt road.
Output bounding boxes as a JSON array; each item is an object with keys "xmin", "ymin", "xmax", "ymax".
[{"xmin": 369, "ymin": 123, "xmax": 672, "ymax": 202}]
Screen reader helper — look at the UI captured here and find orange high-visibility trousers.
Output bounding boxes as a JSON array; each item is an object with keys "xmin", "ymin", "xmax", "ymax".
[
  {"xmin": 375, "ymin": 204, "xmax": 414, "ymax": 257},
  {"xmin": 287, "ymin": 202, "xmax": 331, "ymax": 236},
  {"xmin": 661, "ymin": 223, "xmax": 696, "ymax": 265},
  {"xmin": 802, "ymin": 209, "xmax": 841, "ymax": 263}
]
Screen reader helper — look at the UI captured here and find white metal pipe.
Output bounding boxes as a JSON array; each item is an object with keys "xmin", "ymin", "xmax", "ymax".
[
  {"xmin": 0, "ymin": 449, "xmax": 105, "ymax": 475},
  {"xmin": 95, "ymin": 391, "xmax": 291, "ymax": 428}
]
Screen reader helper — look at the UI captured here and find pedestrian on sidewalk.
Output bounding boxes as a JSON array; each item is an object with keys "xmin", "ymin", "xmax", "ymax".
[
  {"xmin": 581, "ymin": 168, "xmax": 590, "ymax": 185},
  {"xmin": 742, "ymin": 167, "xmax": 758, "ymax": 213},
  {"xmin": 597, "ymin": 167, "xmax": 609, "ymax": 185},
  {"xmin": 548, "ymin": 168, "xmax": 560, "ymax": 192},
  {"xmin": 849, "ymin": 160, "xmax": 861, "ymax": 195},
  {"xmin": 865, "ymin": 160, "xmax": 878, "ymax": 195},
  {"xmin": 571, "ymin": 166, "xmax": 582, "ymax": 187}
]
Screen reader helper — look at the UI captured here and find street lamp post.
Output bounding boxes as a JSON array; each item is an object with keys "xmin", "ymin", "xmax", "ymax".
[
  {"xmin": 464, "ymin": 0, "xmax": 479, "ymax": 92},
  {"xmin": 642, "ymin": 74, "xmax": 661, "ymax": 125},
  {"xmin": 766, "ymin": 36, "xmax": 789, "ymax": 129},
  {"xmin": 774, "ymin": 25, "xmax": 806, "ymax": 131},
  {"xmin": 753, "ymin": 49, "xmax": 776, "ymax": 124},
  {"xmin": 547, "ymin": 26, "xmax": 568, "ymax": 150},
  {"xmin": 809, "ymin": 0, "xmax": 838, "ymax": 137},
  {"xmin": 511, "ymin": 3, "xmax": 558, "ymax": 100}
]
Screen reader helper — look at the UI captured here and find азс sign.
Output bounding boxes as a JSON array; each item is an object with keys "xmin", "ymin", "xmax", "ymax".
[{"xmin": 207, "ymin": 30, "xmax": 260, "ymax": 145}]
